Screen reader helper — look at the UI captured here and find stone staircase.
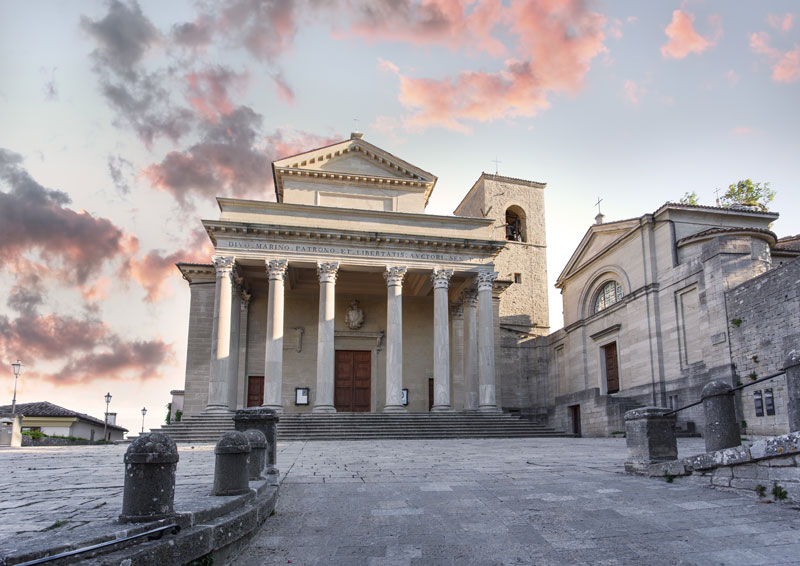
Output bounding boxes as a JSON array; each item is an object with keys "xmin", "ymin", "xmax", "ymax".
[{"xmin": 150, "ymin": 412, "xmax": 571, "ymax": 443}]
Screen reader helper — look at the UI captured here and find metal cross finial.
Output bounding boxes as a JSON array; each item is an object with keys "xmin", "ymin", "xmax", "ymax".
[
  {"xmin": 492, "ymin": 157, "xmax": 501, "ymax": 175},
  {"xmin": 714, "ymin": 187, "xmax": 723, "ymax": 205},
  {"xmin": 353, "ymin": 118, "xmax": 360, "ymax": 132},
  {"xmin": 595, "ymin": 197, "xmax": 603, "ymax": 214}
]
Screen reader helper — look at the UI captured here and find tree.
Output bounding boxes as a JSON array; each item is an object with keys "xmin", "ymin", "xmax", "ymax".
[
  {"xmin": 720, "ymin": 179, "xmax": 775, "ymax": 211},
  {"xmin": 679, "ymin": 191, "xmax": 698, "ymax": 205}
]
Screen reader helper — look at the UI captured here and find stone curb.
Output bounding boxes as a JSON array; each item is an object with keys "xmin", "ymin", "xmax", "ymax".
[
  {"xmin": 647, "ymin": 430, "xmax": 800, "ymax": 478},
  {"xmin": 1, "ymin": 482, "xmax": 278, "ymax": 566}
]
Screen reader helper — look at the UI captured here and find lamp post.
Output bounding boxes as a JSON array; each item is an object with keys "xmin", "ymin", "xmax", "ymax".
[
  {"xmin": 10, "ymin": 360, "xmax": 23, "ymax": 414},
  {"xmin": 140, "ymin": 407, "xmax": 147, "ymax": 434},
  {"xmin": 103, "ymin": 392, "xmax": 112, "ymax": 442}
]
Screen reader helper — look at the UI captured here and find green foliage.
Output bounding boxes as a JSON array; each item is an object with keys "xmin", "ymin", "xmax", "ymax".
[
  {"xmin": 22, "ymin": 430, "xmax": 45, "ymax": 439},
  {"xmin": 188, "ymin": 554, "xmax": 214, "ymax": 566},
  {"xmin": 166, "ymin": 402, "xmax": 172, "ymax": 425},
  {"xmin": 175, "ymin": 410, "xmax": 183, "ymax": 422},
  {"xmin": 749, "ymin": 371, "xmax": 758, "ymax": 381},
  {"xmin": 43, "ymin": 519, "xmax": 68, "ymax": 531},
  {"xmin": 664, "ymin": 471, "xmax": 675, "ymax": 483},
  {"xmin": 772, "ymin": 483, "xmax": 788, "ymax": 501},
  {"xmin": 731, "ymin": 318, "xmax": 742, "ymax": 328},
  {"xmin": 752, "ymin": 355, "xmax": 759, "ymax": 363},
  {"xmin": 679, "ymin": 191, "xmax": 699, "ymax": 205},
  {"xmin": 720, "ymin": 179, "xmax": 775, "ymax": 211},
  {"xmin": 741, "ymin": 420, "xmax": 748, "ymax": 433},
  {"xmin": 755, "ymin": 484, "xmax": 767, "ymax": 498}
]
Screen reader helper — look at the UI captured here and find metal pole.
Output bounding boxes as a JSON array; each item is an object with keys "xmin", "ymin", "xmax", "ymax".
[{"xmin": 11, "ymin": 374, "xmax": 18, "ymax": 414}]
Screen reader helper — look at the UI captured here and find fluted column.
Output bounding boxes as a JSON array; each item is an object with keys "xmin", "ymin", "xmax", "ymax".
[
  {"xmin": 264, "ymin": 259, "xmax": 288, "ymax": 412},
  {"xmin": 206, "ymin": 256, "xmax": 235, "ymax": 413},
  {"xmin": 226, "ymin": 283, "xmax": 242, "ymax": 410},
  {"xmin": 450, "ymin": 302, "xmax": 464, "ymax": 411},
  {"xmin": 383, "ymin": 266, "xmax": 407, "ymax": 412},
  {"xmin": 236, "ymin": 291, "xmax": 252, "ymax": 408},
  {"xmin": 314, "ymin": 262, "xmax": 339, "ymax": 413},
  {"xmin": 462, "ymin": 288, "xmax": 479, "ymax": 412},
  {"xmin": 431, "ymin": 267, "xmax": 454, "ymax": 411},
  {"xmin": 477, "ymin": 271, "xmax": 500, "ymax": 412}
]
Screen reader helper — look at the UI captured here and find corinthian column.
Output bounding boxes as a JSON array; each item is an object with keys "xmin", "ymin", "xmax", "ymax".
[
  {"xmin": 264, "ymin": 259, "xmax": 288, "ymax": 412},
  {"xmin": 206, "ymin": 256, "xmax": 234, "ymax": 413},
  {"xmin": 431, "ymin": 267, "xmax": 454, "ymax": 411},
  {"xmin": 383, "ymin": 265, "xmax": 407, "ymax": 412},
  {"xmin": 462, "ymin": 288, "xmax": 479, "ymax": 412},
  {"xmin": 313, "ymin": 262, "xmax": 339, "ymax": 413},
  {"xmin": 477, "ymin": 271, "xmax": 500, "ymax": 412}
]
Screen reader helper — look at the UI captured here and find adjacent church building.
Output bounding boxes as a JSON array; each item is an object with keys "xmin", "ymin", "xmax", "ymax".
[{"xmin": 176, "ymin": 134, "xmax": 799, "ymax": 438}]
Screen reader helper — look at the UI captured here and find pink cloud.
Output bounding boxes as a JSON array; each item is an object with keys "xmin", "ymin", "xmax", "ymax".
[
  {"xmin": 767, "ymin": 13, "xmax": 794, "ymax": 33},
  {"xmin": 382, "ymin": 0, "xmax": 607, "ymax": 132},
  {"xmin": 186, "ymin": 67, "xmax": 249, "ymax": 124},
  {"xmin": 726, "ymin": 69, "xmax": 740, "ymax": 86},
  {"xmin": 661, "ymin": 10, "xmax": 721, "ymax": 59},
  {"xmin": 623, "ymin": 79, "xmax": 644, "ymax": 105},
  {"xmin": 749, "ymin": 32, "xmax": 800, "ymax": 83},
  {"xmin": 733, "ymin": 126, "xmax": 751, "ymax": 136},
  {"xmin": 608, "ymin": 18, "xmax": 623, "ymax": 40}
]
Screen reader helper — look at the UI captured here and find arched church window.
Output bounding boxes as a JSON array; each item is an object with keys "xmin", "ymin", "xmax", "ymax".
[
  {"xmin": 505, "ymin": 206, "xmax": 526, "ymax": 242},
  {"xmin": 594, "ymin": 281, "xmax": 623, "ymax": 313}
]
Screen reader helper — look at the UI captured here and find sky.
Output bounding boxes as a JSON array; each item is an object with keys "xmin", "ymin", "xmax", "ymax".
[{"xmin": 1, "ymin": 0, "xmax": 798, "ymax": 435}]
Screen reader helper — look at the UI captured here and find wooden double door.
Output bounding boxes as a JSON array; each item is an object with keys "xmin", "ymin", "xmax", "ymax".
[{"xmin": 335, "ymin": 350, "xmax": 371, "ymax": 412}]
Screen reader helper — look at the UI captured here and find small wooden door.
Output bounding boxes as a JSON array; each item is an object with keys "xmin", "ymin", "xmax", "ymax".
[
  {"xmin": 569, "ymin": 405, "xmax": 581, "ymax": 436},
  {"xmin": 334, "ymin": 351, "xmax": 371, "ymax": 412},
  {"xmin": 428, "ymin": 378, "xmax": 434, "ymax": 411},
  {"xmin": 604, "ymin": 342, "xmax": 619, "ymax": 394},
  {"xmin": 247, "ymin": 376, "xmax": 264, "ymax": 407}
]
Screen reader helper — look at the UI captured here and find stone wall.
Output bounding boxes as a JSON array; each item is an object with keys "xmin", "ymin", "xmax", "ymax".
[
  {"xmin": 183, "ymin": 281, "xmax": 216, "ymax": 417},
  {"xmin": 726, "ymin": 257, "xmax": 800, "ymax": 436},
  {"xmin": 550, "ymin": 388, "xmax": 639, "ymax": 437}
]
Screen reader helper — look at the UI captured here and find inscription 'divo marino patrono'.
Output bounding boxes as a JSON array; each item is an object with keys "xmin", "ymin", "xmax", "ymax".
[{"xmin": 220, "ymin": 239, "xmax": 476, "ymax": 263}]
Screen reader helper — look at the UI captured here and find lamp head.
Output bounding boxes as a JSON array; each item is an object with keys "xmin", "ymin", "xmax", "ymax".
[
  {"xmin": 105, "ymin": 392, "xmax": 112, "ymax": 404},
  {"xmin": 141, "ymin": 407, "xmax": 147, "ymax": 416},
  {"xmin": 11, "ymin": 360, "xmax": 23, "ymax": 377}
]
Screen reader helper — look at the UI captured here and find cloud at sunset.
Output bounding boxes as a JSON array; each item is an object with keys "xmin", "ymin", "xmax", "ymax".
[
  {"xmin": 660, "ymin": 10, "xmax": 721, "ymax": 59},
  {"xmin": 749, "ymin": 31, "xmax": 800, "ymax": 83},
  {"xmin": 767, "ymin": 13, "xmax": 794, "ymax": 33},
  {"xmin": 623, "ymin": 79, "xmax": 645, "ymax": 105}
]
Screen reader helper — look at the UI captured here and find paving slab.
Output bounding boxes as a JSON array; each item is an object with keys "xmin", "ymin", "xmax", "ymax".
[{"xmin": 235, "ymin": 437, "xmax": 800, "ymax": 566}]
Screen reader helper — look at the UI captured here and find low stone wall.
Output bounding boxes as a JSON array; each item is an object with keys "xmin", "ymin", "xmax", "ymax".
[
  {"xmin": 552, "ymin": 388, "xmax": 636, "ymax": 437},
  {"xmin": 21, "ymin": 436, "xmax": 105, "ymax": 447},
  {"xmin": 649, "ymin": 431, "xmax": 800, "ymax": 502}
]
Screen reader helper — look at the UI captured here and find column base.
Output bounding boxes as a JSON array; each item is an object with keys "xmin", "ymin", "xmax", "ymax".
[
  {"xmin": 312, "ymin": 405, "xmax": 337, "ymax": 414},
  {"xmin": 431, "ymin": 405, "xmax": 455, "ymax": 412},
  {"xmin": 383, "ymin": 405, "xmax": 407, "ymax": 413},
  {"xmin": 262, "ymin": 404, "xmax": 284, "ymax": 414},
  {"xmin": 478, "ymin": 405, "xmax": 502, "ymax": 413},
  {"xmin": 203, "ymin": 405, "xmax": 233, "ymax": 414}
]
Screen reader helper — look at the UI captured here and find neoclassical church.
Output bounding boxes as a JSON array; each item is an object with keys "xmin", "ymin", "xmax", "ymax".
[
  {"xmin": 177, "ymin": 134, "xmax": 548, "ymax": 417},
  {"xmin": 176, "ymin": 134, "xmax": 799, "ymax": 437}
]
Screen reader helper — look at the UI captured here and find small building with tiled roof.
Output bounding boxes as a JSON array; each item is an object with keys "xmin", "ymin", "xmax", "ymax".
[{"xmin": 0, "ymin": 402, "xmax": 128, "ymax": 442}]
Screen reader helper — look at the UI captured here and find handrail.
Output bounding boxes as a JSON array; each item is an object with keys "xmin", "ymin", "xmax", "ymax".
[
  {"xmin": 664, "ymin": 369, "xmax": 786, "ymax": 416},
  {"xmin": 16, "ymin": 523, "xmax": 181, "ymax": 566}
]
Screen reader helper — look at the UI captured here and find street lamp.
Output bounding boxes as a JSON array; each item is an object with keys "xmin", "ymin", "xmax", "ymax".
[
  {"xmin": 140, "ymin": 407, "xmax": 147, "ymax": 434},
  {"xmin": 103, "ymin": 392, "xmax": 112, "ymax": 441},
  {"xmin": 10, "ymin": 360, "xmax": 23, "ymax": 414}
]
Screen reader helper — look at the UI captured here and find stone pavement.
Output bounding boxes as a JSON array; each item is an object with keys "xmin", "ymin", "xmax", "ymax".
[{"xmin": 235, "ymin": 438, "xmax": 800, "ymax": 566}]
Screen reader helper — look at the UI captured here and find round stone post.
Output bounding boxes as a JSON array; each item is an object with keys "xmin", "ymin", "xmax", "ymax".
[
  {"xmin": 120, "ymin": 433, "xmax": 179, "ymax": 523},
  {"xmin": 476, "ymin": 271, "xmax": 500, "ymax": 412},
  {"xmin": 462, "ymin": 289, "xmax": 479, "ymax": 412},
  {"xmin": 243, "ymin": 429, "xmax": 267, "ymax": 480},
  {"xmin": 431, "ymin": 267, "xmax": 454, "ymax": 411},
  {"xmin": 701, "ymin": 380, "xmax": 740, "ymax": 452},
  {"xmin": 212, "ymin": 431, "xmax": 252, "ymax": 496},
  {"xmin": 785, "ymin": 351, "xmax": 800, "ymax": 432},
  {"xmin": 383, "ymin": 266, "xmax": 407, "ymax": 412},
  {"xmin": 623, "ymin": 408, "xmax": 677, "ymax": 475},
  {"xmin": 234, "ymin": 407, "xmax": 280, "ymax": 486},
  {"xmin": 264, "ymin": 259, "xmax": 288, "ymax": 412},
  {"xmin": 207, "ymin": 256, "xmax": 234, "ymax": 413},
  {"xmin": 314, "ymin": 262, "xmax": 339, "ymax": 413}
]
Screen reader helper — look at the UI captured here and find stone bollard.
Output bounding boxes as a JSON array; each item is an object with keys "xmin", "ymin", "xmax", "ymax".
[
  {"xmin": 234, "ymin": 407, "xmax": 280, "ymax": 486},
  {"xmin": 785, "ymin": 351, "xmax": 800, "ymax": 433},
  {"xmin": 244, "ymin": 429, "xmax": 267, "ymax": 480},
  {"xmin": 701, "ymin": 380, "xmax": 740, "ymax": 452},
  {"xmin": 211, "ymin": 431, "xmax": 252, "ymax": 496},
  {"xmin": 120, "ymin": 433, "xmax": 179, "ymax": 523},
  {"xmin": 623, "ymin": 407, "xmax": 677, "ymax": 475}
]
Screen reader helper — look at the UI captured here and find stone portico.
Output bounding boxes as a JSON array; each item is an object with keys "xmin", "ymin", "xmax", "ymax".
[{"xmin": 178, "ymin": 134, "xmax": 515, "ymax": 416}]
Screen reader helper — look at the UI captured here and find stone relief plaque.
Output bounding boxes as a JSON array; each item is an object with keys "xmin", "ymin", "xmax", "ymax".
[{"xmin": 345, "ymin": 300, "xmax": 365, "ymax": 330}]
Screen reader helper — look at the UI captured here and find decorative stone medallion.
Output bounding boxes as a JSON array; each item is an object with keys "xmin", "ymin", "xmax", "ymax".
[{"xmin": 345, "ymin": 300, "xmax": 365, "ymax": 330}]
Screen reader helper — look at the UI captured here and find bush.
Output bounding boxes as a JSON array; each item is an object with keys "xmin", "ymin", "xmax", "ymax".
[{"xmin": 22, "ymin": 430, "xmax": 45, "ymax": 439}]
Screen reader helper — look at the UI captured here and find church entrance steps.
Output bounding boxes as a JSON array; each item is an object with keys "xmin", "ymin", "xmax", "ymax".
[{"xmin": 151, "ymin": 412, "xmax": 572, "ymax": 442}]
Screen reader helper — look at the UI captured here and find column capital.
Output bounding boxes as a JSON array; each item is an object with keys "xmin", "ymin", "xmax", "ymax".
[
  {"xmin": 317, "ymin": 262, "xmax": 340, "ymax": 284},
  {"xmin": 266, "ymin": 259, "xmax": 288, "ymax": 281},
  {"xmin": 212, "ymin": 256, "xmax": 235, "ymax": 276},
  {"xmin": 462, "ymin": 288, "xmax": 478, "ymax": 307},
  {"xmin": 431, "ymin": 267, "xmax": 454, "ymax": 289},
  {"xmin": 476, "ymin": 271, "xmax": 498, "ymax": 291},
  {"xmin": 384, "ymin": 265, "xmax": 408, "ymax": 287},
  {"xmin": 450, "ymin": 302, "xmax": 463, "ymax": 318},
  {"xmin": 240, "ymin": 291, "xmax": 252, "ymax": 310}
]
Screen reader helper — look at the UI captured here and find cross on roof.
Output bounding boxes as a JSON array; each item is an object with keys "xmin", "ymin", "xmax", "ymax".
[
  {"xmin": 595, "ymin": 197, "xmax": 603, "ymax": 214},
  {"xmin": 492, "ymin": 157, "xmax": 501, "ymax": 175},
  {"xmin": 714, "ymin": 187, "xmax": 723, "ymax": 205}
]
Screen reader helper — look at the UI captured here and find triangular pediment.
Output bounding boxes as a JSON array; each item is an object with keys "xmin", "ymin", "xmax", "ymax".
[
  {"xmin": 272, "ymin": 135, "xmax": 437, "ymax": 205},
  {"xmin": 556, "ymin": 220, "xmax": 639, "ymax": 286}
]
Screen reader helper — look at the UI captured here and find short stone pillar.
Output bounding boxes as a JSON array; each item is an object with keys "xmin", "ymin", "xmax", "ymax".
[
  {"xmin": 701, "ymin": 380, "xmax": 740, "ymax": 452},
  {"xmin": 0, "ymin": 414, "xmax": 22, "ymax": 447},
  {"xmin": 244, "ymin": 429, "xmax": 267, "ymax": 480},
  {"xmin": 624, "ymin": 407, "xmax": 677, "ymax": 475},
  {"xmin": 234, "ymin": 407, "xmax": 280, "ymax": 485},
  {"xmin": 785, "ymin": 351, "xmax": 800, "ymax": 433},
  {"xmin": 120, "ymin": 433, "xmax": 179, "ymax": 523},
  {"xmin": 212, "ymin": 431, "xmax": 251, "ymax": 496}
]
